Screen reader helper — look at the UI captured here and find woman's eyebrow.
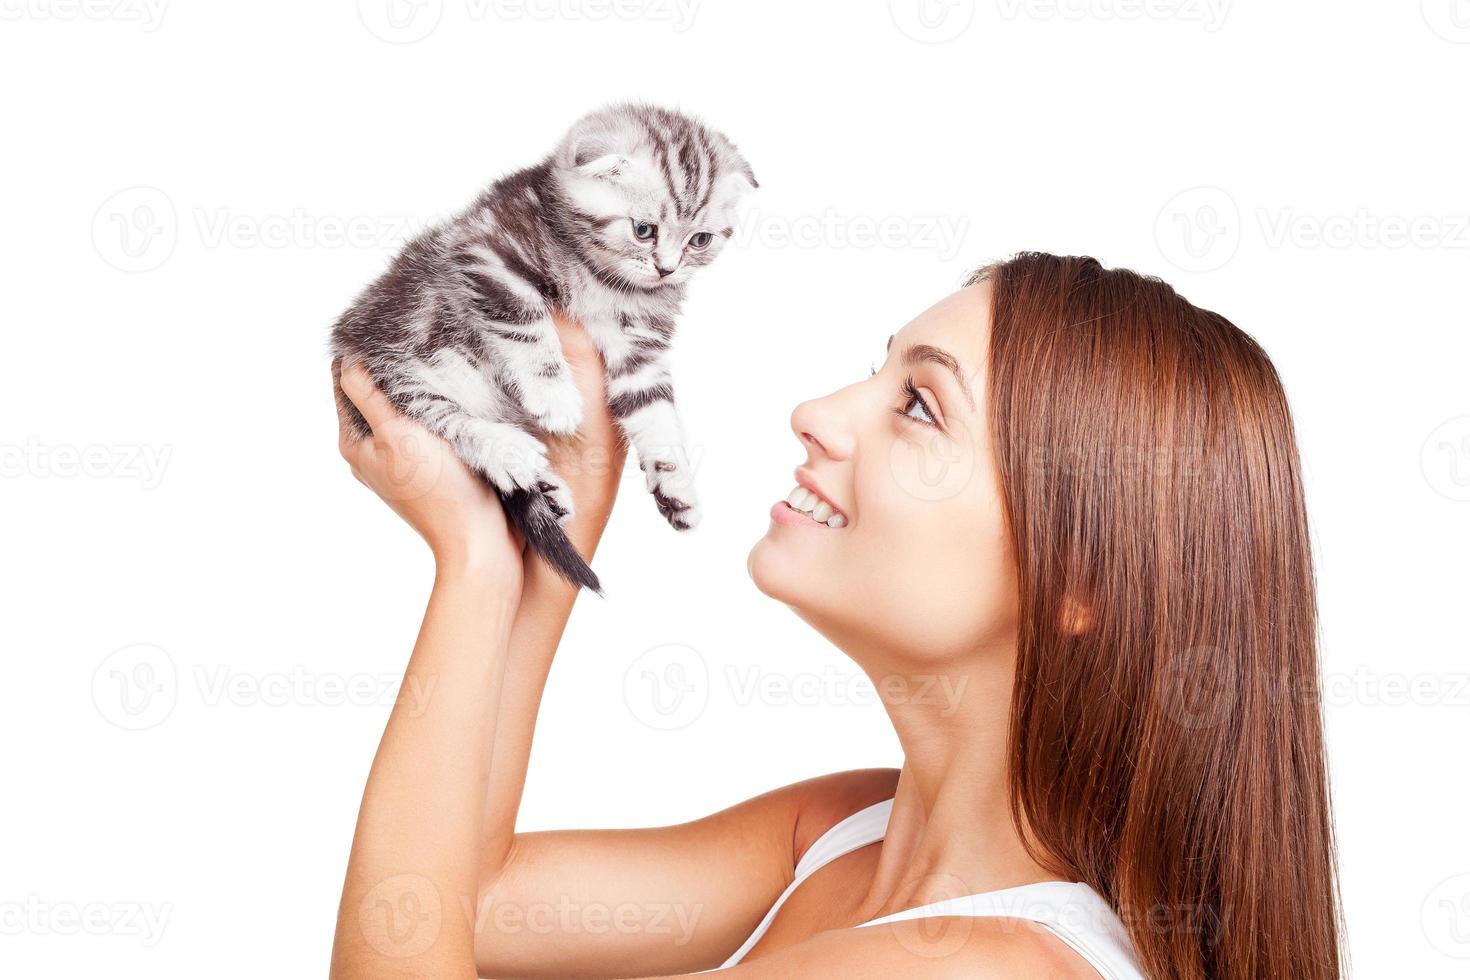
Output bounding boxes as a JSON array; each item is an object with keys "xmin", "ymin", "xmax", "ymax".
[{"xmin": 902, "ymin": 342, "xmax": 975, "ymax": 409}]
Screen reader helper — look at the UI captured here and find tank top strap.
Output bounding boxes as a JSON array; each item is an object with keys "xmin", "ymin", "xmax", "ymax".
[
  {"xmin": 715, "ymin": 797, "xmax": 1144, "ymax": 977},
  {"xmin": 855, "ymin": 879, "xmax": 1145, "ymax": 980},
  {"xmin": 714, "ymin": 798, "xmax": 892, "ymax": 969},
  {"xmin": 793, "ymin": 798, "xmax": 893, "ymax": 876}
]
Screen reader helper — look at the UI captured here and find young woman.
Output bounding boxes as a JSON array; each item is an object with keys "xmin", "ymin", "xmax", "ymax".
[{"xmin": 329, "ymin": 253, "xmax": 1342, "ymax": 979}]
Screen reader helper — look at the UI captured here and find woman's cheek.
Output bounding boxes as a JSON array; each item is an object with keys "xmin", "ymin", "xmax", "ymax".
[{"xmin": 885, "ymin": 420, "xmax": 979, "ymax": 507}]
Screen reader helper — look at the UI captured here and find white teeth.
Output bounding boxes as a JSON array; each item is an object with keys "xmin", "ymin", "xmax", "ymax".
[{"xmin": 784, "ymin": 484, "xmax": 847, "ymax": 527}]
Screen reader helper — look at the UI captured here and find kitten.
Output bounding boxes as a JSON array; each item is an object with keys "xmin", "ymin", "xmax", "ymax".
[{"xmin": 331, "ymin": 103, "xmax": 756, "ymax": 594}]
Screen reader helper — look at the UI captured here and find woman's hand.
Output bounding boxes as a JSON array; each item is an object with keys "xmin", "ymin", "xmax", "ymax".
[
  {"xmin": 334, "ymin": 310, "xmax": 624, "ymax": 597},
  {"xmin": 335, "ymin": 362, "xmax": 523, "ymax": 593}
]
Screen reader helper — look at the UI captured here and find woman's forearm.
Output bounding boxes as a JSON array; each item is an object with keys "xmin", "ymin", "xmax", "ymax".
[
  {"xmin": 477, "ymin": 507, "xmax": 614, "ymax": 876},
  {"xmin": 330, "ymin": 564, "xmax": 519, "ymax": 980},
  {"xmin": 478, "ymin": 323, "xmax": 623, "ymax": 880}
]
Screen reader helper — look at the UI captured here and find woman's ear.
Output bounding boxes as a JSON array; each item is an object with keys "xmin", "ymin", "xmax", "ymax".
[{"xmin": 1058, "ymin": 594, "xmax": 1093, "ymax": 635}]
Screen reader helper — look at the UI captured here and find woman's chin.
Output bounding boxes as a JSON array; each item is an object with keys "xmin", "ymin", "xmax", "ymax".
[{"xmin": 746, "ymin": 534, "xmax": 802, "ymax": 605}]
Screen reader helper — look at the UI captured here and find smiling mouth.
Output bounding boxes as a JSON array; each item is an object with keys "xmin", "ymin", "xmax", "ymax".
[{"xmin": 776, "ymin": 485, "xmax": 847, "ymax": 528}]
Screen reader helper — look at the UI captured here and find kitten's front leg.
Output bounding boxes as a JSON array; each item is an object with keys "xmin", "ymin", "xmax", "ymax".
[
  {"xmin": 591, "ymin": 325, "xmax": 700, "ymax": 530},
  {"xmin": 485, "ymin": 316, "xmax": 584, "ymax": 436}
]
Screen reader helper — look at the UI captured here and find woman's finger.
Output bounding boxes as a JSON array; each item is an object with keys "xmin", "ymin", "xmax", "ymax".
[
  {"xmin": 336, "ymin": 402, "xmax": 361, "ymax": 462},
  {"xmin": 338, "ymin": 362, "xmax": 402, "ymax": 435}
]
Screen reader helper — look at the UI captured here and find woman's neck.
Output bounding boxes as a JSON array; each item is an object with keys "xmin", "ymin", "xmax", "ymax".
[{"xmin": 856, "ymin": 648, "xmax": 1064, "ymax": 920}]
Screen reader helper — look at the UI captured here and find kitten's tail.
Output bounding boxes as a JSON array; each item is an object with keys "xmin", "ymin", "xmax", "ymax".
[{"xmin": 500, "ymin": 486, "xmax": 604, "ymax": 596}]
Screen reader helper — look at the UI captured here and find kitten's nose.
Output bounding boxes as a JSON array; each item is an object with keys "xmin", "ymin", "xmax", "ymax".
[{"xmin": 655, "ymin": 264, "xmax": 676, "ymax": 278}]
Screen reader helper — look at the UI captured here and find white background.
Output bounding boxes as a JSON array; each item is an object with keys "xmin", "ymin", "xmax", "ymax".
[{"xmin": 2, "ymin": 1, "xmax": 1467, "ymax": 976}]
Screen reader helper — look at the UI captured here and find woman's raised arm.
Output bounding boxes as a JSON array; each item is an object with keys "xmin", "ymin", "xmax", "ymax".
[
  {"xmin": 327, "ymin": 315, "xmax": 833, "ymax": 979},
  {"xmin": 327, "ymin": 355, "xmax": 526, "ymax": 979}
]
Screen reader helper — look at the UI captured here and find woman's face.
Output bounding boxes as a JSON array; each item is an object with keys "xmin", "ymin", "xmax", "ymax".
[{"xmin": 747, "ymin": 281, "xmax": 1018, "ymax": 666}]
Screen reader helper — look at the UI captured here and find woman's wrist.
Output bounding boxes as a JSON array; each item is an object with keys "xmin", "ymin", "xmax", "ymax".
[{"xmin": 432, "ymin": 545, "xmax": 523, "ymax": 609}]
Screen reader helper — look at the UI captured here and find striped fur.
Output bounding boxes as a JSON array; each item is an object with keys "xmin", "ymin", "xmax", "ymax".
[{"xmin": 331, "ymin": 103, "xmax": 756, "ymax": 594}]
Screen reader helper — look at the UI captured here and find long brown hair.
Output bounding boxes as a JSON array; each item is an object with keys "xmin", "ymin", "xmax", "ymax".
[{"xmin": 977, "ymin": 254, "xmax": 1341, "ymax": 979}]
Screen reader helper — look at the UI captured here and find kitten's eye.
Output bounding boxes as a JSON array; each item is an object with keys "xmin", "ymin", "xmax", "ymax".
[
  {"xmin": 688, "ymin": 231, "xmax": 713, "ymax": 249},
  {"xmin": 632, "ymin": 220, "xmax": 657, "ymax": 241}
]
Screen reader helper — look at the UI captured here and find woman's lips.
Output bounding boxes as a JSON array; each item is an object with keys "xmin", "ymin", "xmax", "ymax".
[{"xmin": 769, "ymin": 501, "xmax": 838, "ymax": 528}]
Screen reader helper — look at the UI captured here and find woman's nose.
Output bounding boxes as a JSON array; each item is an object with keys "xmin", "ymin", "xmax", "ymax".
[{"xmin": 790, "ymin": 393, "xmax": 855, "ymax": 461}]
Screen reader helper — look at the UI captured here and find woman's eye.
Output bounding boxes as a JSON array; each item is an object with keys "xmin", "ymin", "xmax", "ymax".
[
  {"xmin": 632, "ymin": 221, "xmax": 657, "ymax": 241},
  {"xmin": 904, "ymin": 396, "xmax": 934, "ymax": 424},
  {"xmin": 895, "ymin": 378, "xmax": 937, "ymax": 426},
  {"xmin": 688, "ymin": 231, "xmax": 713, "ymax": 249}
]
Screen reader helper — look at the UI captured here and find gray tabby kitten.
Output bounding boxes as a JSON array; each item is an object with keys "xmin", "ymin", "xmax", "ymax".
[{"xmin": 331, "ymin": 103, "xmax": 755, "ymax": 594}]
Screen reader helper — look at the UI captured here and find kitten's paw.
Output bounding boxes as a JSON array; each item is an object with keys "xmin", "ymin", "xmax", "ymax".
[
  {"xmin": 536, "ymin": 473, "xmax": 576, "ymax": 527},
  {"xmin": 652, "ymin": 484, "xmax": 700, "ymax": 531},
  {"xmin": 643, "ymin": 458, "xmax": 700, "ymax": 531},
  {"xmin": 477, "ymin": 428, "xmax": 551, "ymax": 493},
  {"xmin": 523, "ymin": 376, "xmax": 584, "ymax": 436}
]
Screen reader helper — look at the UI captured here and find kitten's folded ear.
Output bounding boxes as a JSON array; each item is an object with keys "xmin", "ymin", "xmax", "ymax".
[
  {"xmin": 573, "ymin": 152, "xmax": 631, "ymax": 180},
  {"xmin": 738, "ymin": 160, "xmax": 758, "ymax": 190},
  {"xmin": 714, "ymin": 168, "xmax": 758, "ymax": 208},
  {"xmin": 559, "ymin": 117, "xmax": 631, "ymax": 180}
]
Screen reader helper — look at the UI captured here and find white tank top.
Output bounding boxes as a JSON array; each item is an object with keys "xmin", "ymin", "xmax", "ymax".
[{"xmin": 715, "ymin": 798, "xmax": 1145, "ymax": 978}]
